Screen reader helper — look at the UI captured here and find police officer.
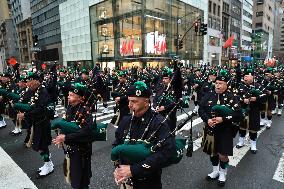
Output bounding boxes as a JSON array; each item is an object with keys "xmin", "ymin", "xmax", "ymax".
[
  {"xmin": 113, "ymin": 81, "xmax": 176, "ymax": 189},
  {"xmin": 53, "ymin": 83, "xmax": 94, "ymax": 189}
]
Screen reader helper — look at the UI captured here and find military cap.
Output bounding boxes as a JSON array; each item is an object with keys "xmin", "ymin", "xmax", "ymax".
[
  {"xmin": 127, "ymin": 81, "xmax": 151, "ymax": 98},
  {"xmin": 162, "ymin": 67, "xmax": 173, "ymax": 78},
  {"xmin": 70, "ymin": 83, "xmax": 88, "ymax": 97},
  {"xmin": 216, "ymin": 69, "xmax": 229, "ymax": 82}
]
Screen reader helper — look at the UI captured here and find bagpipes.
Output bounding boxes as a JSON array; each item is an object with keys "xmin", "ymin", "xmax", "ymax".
[
  {"xmin": 51, "ymin": 82, "xmax": 107, "ymax": 142},
  {"xmin": 111, "ymin": 99, "xmax": 197, "ymax": 167},
  {"xmin": 240, "ymin": 82, "xmax": 271, "ymax": 116},
  {"xmin": 202, "ymin": 104, "xmax": 235, "ymax": 156}
]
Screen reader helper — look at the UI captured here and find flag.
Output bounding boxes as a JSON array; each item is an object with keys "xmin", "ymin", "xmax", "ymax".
[
  {"xmin": 223, "ymin": 34, "xmax": 234, "ymax": 49},
  {"xmin": 8, "ymin": 57, "xmax": 17, "ymax": 66}
]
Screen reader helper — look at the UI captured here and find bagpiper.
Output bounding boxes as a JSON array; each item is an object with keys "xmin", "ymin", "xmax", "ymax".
[
  {"xmin": 113, "ymin": 81, "xmax": 176, "ymax": 189},
  {"xmin": 235, "ymin": 68, "xmax": 265, "ymax": 153},
  {"xmin": 199, "ymin": 70, "xmax": 242, "ymax": 187},
  {"xmin": 53, "ymin": 83, "xmax": 94, "ymax": 189},
  {"xmin": 16, "ymin": 72, "xmax": 54, "ymax": 178}
]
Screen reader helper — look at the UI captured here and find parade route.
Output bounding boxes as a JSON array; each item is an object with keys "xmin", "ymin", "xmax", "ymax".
[{"xmin": 0, "ymin": 101, "xmax": 283, "ymax": 189}]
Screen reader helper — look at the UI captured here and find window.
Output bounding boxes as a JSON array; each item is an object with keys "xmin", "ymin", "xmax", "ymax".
[
  {"xmin": 256, "ymin": 11, "xmax": 263, "ymax": 17},
  {"xmin": 218, "ymin": 5, "xmax": 220, "ymax": 16},
  {"xmin": 255, "ymin": 22, "xmax": 263, "ymax": 27},
  {"xmin": 213, "ymin": 3, "xmax": 216, "ymax": 15},
  {"xmin": 243, "ymin": 20, "xmax": 252, "ymax": 28},
  {"xmin": 209, "ymin": 1, "xmax": 212, "ymax": 13},
  {"xmin": 209, "ymin": 36, "xmax": 220, "ymax": 47},
  {"xmin": 243, "ymin": 10, "xmax": 252, "ymax": 19},
  {"xmin": 208, "ymin": 17, "xmax": 212, "ymax": 28},
  {"xmin": 231, "ymin": 18, "xmax": 241, "ymax": 27},
  {"xmin": 232, "ymin": 5, "xmax": 241, "ymax": 15}
]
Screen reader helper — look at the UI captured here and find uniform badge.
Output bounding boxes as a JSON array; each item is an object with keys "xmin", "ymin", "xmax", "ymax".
[
  {"xmin": 74, "ymin": 89, "xmax": 78, "ymax": 93},
  {"xmin": 136, "ymin": 90, "xmax": 141, "ymax": 96},
  {"xmin": 142, "ymin": 164, "xmax": 151, "ymax": 169}
]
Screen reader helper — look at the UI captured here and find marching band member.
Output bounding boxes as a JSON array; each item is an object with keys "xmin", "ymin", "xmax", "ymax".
[
  {"xmin": 17, "ymin": 73, "xmax": 54, "ymax": 178},
  {"xmin": 111, "ymin": 71, "xmax": 130, "ymax": 126},
  {"xmin": 113, "ymin": 81, "xmax": 175, "ymax": 189},
  {"xmin": 53, "ymin": 83, "xmax": 94, "ymax": 189},
  {"xmin": 236, "ymin": 69, "xmax": 265, "ymax": 154},
  {"xmin": 199, "ymin": 70, "xmax": 242, "ymax": 187},
  {"xmin": 153, "ymin": 68, "xmax": 178, "ymax": 131}
]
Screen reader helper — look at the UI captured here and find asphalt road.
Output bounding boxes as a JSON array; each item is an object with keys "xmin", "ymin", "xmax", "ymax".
[{"xmin": 0, "ymin": 100, "xmax": 283, "ymax": 189}]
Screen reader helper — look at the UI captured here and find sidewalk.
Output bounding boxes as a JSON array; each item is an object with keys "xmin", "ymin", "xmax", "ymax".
[{"xmin": 0, "ymin": 147, "xmax": 38, "ymax": 189}]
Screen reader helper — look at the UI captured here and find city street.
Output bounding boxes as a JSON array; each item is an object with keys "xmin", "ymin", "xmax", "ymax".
[{"xmin": 0, "ymin": 100, "xmax": 283, "ymax": 189}]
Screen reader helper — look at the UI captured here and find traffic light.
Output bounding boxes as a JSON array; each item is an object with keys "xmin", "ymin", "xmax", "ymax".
[
  {"xmin": 178, "ymin": 40, "xmax": 183, "ymax": 50},
  {"xmin": 194, "ymin": 22, "xmax": 199, "ymax": 33},
  {"xmin": 200, "ymin": 23, "xmax": 208, "ymax": 36},
  {"xmin": 33, "ymin": 35, "xmax": 38, "ymax": 46}
]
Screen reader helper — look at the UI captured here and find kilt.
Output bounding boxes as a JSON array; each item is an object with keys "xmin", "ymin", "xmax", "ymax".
[{"xmin": 214, "ymin": 124, "xmax": 234, "ymax": 156}]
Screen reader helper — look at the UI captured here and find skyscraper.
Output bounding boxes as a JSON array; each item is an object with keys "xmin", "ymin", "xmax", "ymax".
[
  {"xmin": 241, "ymin": 0, "xmax": 253, "ymax": 57},
  {"xmin": 252, "ymin": 0, "xmax": 275, "ymax": 59},
  {"xmin": 30, "ymin": 0, "xmax": 67, "ymax": 63},
  {"xmin": 0, "ymin": 0, "xmax": 19, "ymax": 72}
]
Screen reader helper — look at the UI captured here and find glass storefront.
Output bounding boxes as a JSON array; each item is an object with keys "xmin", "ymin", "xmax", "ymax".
[{"xmin": 90, "ymin": 0, "xmax": 204, "ymax": 69}]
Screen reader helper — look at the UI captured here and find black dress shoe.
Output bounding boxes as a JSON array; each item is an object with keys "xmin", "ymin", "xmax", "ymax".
[
  {"xmin": 250, "ymin": 149, "xmax": 257, "ymax": 154},
  {"xmin": 11, "ymin": 131, "xmax": 22, "ymax": 136},
  {"xmin": 206, "ymin": 175, "xmax": 219, "ymax": 181},
  {"xmin": 0, "ymin": 125, "xmax": 7, "ymax": 129},
  {"xmin": 236, "ymin": 144, "xmax": 244, "ymax": 149},
  {"xmin": 218, "ymin": 180, "xmax": 225, "ymax": 187}
]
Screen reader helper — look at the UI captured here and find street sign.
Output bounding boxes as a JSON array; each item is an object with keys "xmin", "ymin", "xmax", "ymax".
[{"xmin": 30, "ymin": 47, "xmax": 41, "ymax": 52}]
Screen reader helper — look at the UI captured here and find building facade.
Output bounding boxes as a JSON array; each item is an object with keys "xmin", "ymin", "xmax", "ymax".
[
  {"xmin": 208, "ymin": 0, "xmax": 223, "ymax": 66},
  {"xmin": 60, "ymin": 0, "xmax": 206, "ymax": 68},
  {"xmin": 30, "ymin": 0, "xmax": 67, "ymax": 63},
  {"xmin": 221, "ymin": 0, "xmax": 231, "ymax": 65},
  {"xmin": 0, "ymin": 0, "xmax": 19, "ymax": 72},
  {"xmin": 252, "ymin": 0, "xmax": 275, "ymax": 59},
  {"xmin": 10, "ymin": 0, "xmax": 33, "ymax": 64},
  {"xmin": 241, "ymin": 0, "xmax": 253, "ymax": 57},
  {"xmin": 272, "ymin": 0, "xmax": 284, "ymax": 62},
  {"xmin": 59, "ymin": 0, "xmax": 93, "ymax": 67},
  {"xmin": 17, "ymin": 17, "xmax": 33, "ymax": 64},
  {"xmin": 229, "ymin": 0, "xmax": 242, "ymax": 63}
]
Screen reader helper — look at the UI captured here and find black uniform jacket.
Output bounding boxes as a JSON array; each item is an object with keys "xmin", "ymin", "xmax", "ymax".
[{"xmin": 113, "ymin": 108, "xmax": 176, "ymax": 179}]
